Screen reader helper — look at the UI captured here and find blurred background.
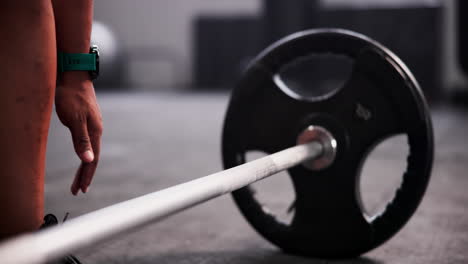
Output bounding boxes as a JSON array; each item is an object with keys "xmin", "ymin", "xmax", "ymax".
[
  {"xmin": 45, "ymin": 0, "xmax": 468, "ymax": 263},
  {"xmin": 91, "ymin": 0, "xmax": 468, "ymax": 104}
]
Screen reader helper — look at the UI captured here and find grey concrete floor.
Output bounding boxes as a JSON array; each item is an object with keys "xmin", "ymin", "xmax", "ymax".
[{"xmin": 44, "ymin": 92, "xmax": 468, "ymax": 264}]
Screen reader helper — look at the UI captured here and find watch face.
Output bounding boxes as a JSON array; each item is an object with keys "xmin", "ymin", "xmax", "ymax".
[{"xmin": 89, "ymin": 45, "xmax": 100, "ymax": 80}]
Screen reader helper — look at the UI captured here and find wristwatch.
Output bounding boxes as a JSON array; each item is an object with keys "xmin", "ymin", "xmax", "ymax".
[{"xmin": 57, "ymin": 45, "xmax": 100, "ymax": 80}]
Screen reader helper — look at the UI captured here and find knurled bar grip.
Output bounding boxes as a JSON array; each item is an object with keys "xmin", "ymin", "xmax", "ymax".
[{"xmin": 0, "ymin": 141, "xmax": 323, "ymax": 264}]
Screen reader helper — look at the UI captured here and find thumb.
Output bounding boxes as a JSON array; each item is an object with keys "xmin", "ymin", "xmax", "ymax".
[{"xmin": 70, "ymin": 121, "xmax": 94, "ymax": 163}]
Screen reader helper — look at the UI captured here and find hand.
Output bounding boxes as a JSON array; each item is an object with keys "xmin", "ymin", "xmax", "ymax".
[{"xmin": 55, "ymin": 72, "xmax": 103, "ymax": 195}]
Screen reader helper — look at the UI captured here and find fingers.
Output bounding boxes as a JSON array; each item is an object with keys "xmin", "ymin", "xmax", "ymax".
[
  {"xmin": 70, "ymin": 118, "xmax": 94, "ymax": 163},
  {"xmin": 71, "ymin": 163, "xmax": 84, "ymax": 195},
  {"xmin": 71, "ymin": 115, "xmax": 102, "ymax": 195},
  {"xmin": 78, "ymin": 162, "xmax": 97, "ymax": 194}
]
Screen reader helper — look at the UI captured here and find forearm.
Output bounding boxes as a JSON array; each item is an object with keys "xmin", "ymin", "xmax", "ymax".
[
  {"xmin": 52, "ymin": 0, "xmax": 93, "ymax": 82},
  {"xmin": 52, "ymin": 0, "xmax": 102, "ymax": 195}
]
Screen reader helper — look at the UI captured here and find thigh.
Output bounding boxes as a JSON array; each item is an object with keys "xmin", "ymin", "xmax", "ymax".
[{"xmin": 0, "ymin": 0, "xmax": 56, "ymax": 239}]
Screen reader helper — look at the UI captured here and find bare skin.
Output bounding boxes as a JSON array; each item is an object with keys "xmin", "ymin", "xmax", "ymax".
[
  {"xmin": 53, "ymin": 0, "xmax": 102, "ymax": 195},
  {"xmin": 0, "ymin": 0, "xmax": 102, "ymax": 240}
]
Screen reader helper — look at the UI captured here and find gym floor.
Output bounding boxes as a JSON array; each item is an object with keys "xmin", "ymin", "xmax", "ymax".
[{"xmin": 45, "ymin": 92, "xmax": 468, "ymax": 264}]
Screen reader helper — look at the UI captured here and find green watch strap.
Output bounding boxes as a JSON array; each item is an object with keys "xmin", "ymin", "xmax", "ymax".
[{"xmin": 58, "ymin": 52, "xmax": 97, "ymax": 72}]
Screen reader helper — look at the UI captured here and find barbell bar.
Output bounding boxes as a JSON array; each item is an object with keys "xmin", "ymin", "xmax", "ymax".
[{"xmin": 0, "ymin": 126, "xmax": 335, "ymax": 264}]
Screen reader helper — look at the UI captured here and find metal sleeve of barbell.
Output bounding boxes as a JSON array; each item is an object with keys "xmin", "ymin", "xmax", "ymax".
[{"xmin": 0, "ymin": 141, "xmax": 323, "ymax": 264}]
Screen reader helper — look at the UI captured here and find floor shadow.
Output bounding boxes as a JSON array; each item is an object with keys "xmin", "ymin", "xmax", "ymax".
[{"xmin": 84, "ymin": 249, "xmax": 384, "ymax": 264}]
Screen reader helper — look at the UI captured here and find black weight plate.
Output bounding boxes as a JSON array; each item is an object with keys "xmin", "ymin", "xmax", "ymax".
[{"xmin": 222, "ymin": 29, "xmax": 433, "ymax": 258}]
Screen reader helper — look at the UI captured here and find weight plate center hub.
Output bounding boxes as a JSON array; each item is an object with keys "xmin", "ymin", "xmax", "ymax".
[{"xmin": 297, "ymin": 125, "xmax": 337, "ymax": 170}]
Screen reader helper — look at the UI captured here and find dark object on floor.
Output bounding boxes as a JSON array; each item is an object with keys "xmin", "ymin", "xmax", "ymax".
[
  {"xmin": 41, "ymin": 214, "xmax": 82, "ymax": 264},
  {"xmin": 450, "ymin": 89, "xmax": 468, "ymax": 107},
  {"xmin": 223, "ymin": 29, "xmax": 433, "ymax": 258}
]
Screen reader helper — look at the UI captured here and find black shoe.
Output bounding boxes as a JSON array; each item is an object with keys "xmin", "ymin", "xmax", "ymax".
[{"xmin": 40, "ymin": 214, "xmax": 82, "ymax": 264}]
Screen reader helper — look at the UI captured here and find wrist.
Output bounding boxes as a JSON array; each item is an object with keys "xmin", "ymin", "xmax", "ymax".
[{"xmin": 58, "ymin": 71, "xmax": 92, "ymax": 86}]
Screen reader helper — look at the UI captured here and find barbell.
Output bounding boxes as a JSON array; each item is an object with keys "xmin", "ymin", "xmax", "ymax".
[{"xmin": 0, "ymin": 28, "xmax": 434, "ymax": 263}]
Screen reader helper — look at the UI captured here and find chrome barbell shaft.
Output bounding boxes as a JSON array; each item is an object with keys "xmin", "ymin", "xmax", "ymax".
[{"xmin": 0, "ymin": 141, "xmax": 323, "ymax": 264}]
